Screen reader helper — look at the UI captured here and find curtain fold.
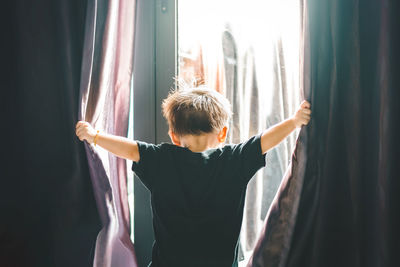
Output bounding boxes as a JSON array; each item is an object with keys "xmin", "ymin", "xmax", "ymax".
[
  {"xmin": 2, "ymin": 1, "xmax": 102, "ymax": 266},
  {"xmin": 78, "ymin": 0, "xmax": 137, "ymax": 266},
  {"xmin": 249, "ymin": 1, "xmax": 400, "ymax": 266}
]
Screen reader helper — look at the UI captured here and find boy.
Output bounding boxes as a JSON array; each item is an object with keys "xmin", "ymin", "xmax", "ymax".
[{"xmin": 76, "ymin": 87, "xmax": 311, "ymax": 267}]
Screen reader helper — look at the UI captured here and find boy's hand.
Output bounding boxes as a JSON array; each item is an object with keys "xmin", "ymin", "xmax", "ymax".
[
  {"xmin": 291, "ymin": 100, "xmax": 311, "ymax": 128},
  {"xmin": 260, "ymin": 100, "xmax": 311, "ymax": 153},
  {"xmin": 75, "ymin": 121, "xmax": 97, "ymax": 144}
]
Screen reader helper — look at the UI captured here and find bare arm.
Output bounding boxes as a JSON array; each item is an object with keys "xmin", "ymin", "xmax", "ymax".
[
  {"xmin": 75, "ymin": 121, "xmax": 140, "ymax": 162},
  {"xmin": 261, "ymin": 100, "xmax": 311, "ymax": 154}
]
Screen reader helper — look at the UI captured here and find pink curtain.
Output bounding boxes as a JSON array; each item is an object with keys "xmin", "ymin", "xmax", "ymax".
[{"xmin": 78, "ymin": 0, "xmax": 137, "ymax": 266}]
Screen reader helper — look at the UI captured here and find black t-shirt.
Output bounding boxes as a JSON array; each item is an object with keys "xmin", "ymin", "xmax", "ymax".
[{"xmin": 132, "ymin": 134, "xmax": 266, "ymax": 267}]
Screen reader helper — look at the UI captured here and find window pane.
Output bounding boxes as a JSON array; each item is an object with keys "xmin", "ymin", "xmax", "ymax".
[{"xmin": 178, "ymin": 0, "xmax": 301, "ymax": 265}]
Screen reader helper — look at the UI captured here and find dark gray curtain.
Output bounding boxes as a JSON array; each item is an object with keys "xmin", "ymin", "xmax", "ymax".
[
  {"xmin": 249, "ymin": 0, "xmax": 400, "ymax": 266},
  {"xmin": 1, "ymin": 1, "xmax": 101, "ymax": 266}
]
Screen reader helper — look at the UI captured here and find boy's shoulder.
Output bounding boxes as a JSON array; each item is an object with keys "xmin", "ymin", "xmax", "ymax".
[
  {"xmin": 136, "ymin": 140, "xmax": 173, "ymax": 149},
  {"xmin": 136, "ymin": 137, "xmax": 260, "ymax": 159},
  {"xmin": 139, "ymin": 140, "xmax": 234, "ymax": 151},
  {"xmin": 136, "ymin": 141, "xmax": 193, "ymax": 155}
]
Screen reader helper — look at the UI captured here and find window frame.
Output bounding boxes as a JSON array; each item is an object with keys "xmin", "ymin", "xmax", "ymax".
[{"xmin": 133, "ymin": 0, "xmax": 177, "ymax": 265}]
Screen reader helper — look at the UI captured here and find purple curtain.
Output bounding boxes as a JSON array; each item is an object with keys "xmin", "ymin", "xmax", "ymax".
[
  {"xmin": 249, "ymin": 0, "xmax": 400, "ymax": 266},
  {"xmin": 78, "ymin": 0, "xmax": 137, "ymax": 266}
]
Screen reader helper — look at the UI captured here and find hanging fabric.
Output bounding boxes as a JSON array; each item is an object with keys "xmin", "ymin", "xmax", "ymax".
[
  {"xmin": 78, "ymin": 0, "xmax": 137, "ymax": 266},
  {"xmin": 2, "ymin": 0, "xmax": 103, "ymax": 266},
  {"xmin": 249, "ymin": 0, "xmax": 400, "ymax": 266},
  {"xmin": 219, "ymin": 4, "xmax": 301, "ymax": 262}
]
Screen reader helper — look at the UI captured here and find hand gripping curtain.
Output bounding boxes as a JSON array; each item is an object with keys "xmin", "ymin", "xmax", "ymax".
[
  {"xmin": 249, "ymin": 0, "xmax": 400, "ymax": 266},
  {"xmin": 78, "ymin": 0, "xmax": 137, "ymax": 266}
]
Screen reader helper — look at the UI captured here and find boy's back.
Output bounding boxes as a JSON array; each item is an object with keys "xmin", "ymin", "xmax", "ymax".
[{"xmin": 133, "ymin": 134, "xmax": 265, "ymax": 267}]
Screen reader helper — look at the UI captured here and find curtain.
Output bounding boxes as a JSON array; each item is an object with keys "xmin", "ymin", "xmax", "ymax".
[
  {"xmin": 78, "ymin": 0, "xmax": 137, "ymax": 266},
  {"xmin": 249, "ymin": 1, "xmax": 400, "ymax": 266},
  {"xmin": 1, "ymin": 1, "xmax": 101, "ymax": 266},
  {"xmin": 222, "ymin": 26, "xmax": 301, "ymax": 262},
  {"xmin": 177, "ymin": 3, "xmax": 301, "ymax": 264}
]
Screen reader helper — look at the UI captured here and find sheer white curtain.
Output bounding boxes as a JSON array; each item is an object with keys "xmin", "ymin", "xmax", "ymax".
[{"xmin": 178, "ymin": 0, "xmax": 301, "ymax": 264}]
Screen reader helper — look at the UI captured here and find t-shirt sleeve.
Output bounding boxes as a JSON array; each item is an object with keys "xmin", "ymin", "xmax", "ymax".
[
  {"xmin": 232, "ymin": 133, "xmax": 266, "ymax": 183},
  {"xmin": 131, "ymin": 141, "xmax": 161, "ymax": 191}
]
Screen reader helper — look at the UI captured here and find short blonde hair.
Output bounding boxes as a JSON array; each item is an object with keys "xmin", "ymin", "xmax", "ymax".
[{"xmin": 162, "ymin": 87, "xmax": 232, "ymax": 136}]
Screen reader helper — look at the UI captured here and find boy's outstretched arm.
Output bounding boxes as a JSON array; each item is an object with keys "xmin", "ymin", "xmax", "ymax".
[
  {"xmin": 75, "ymin": 121, "xmax": 140, "ymax": 162},
  {"xmin": 261, "ymin": 100, "xmax": 311, "ymax": 154}
]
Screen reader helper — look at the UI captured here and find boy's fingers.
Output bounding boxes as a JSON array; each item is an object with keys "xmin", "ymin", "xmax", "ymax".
[
  {"xmin": 76, "ymin": 121, "xmax": 89, "ymax": 128},
  {"xmin": 76, "ymin": 123, "xmax": 87, "ymax": 131},
  {"xmin": 76, "ymin": 128, "xmax": 84, "ymax": 137},
  {"xmin": 300, "ymin": 100, "xmax": 311, "ymax": 109}
]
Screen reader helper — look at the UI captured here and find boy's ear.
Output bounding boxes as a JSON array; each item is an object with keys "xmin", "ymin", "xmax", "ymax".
[
  {"xmin": 169, "ymin": 130, "xmax": 181, "ymax": 146},
  {"xmin": 217, "ymin": 126, "xmax": 228, "ymax": 143}
]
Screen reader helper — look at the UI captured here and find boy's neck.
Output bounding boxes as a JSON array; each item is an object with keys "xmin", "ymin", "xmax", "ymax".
[{"xmin": 179, "ymin": 133, "xmax": 220, "ymax": 153}]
